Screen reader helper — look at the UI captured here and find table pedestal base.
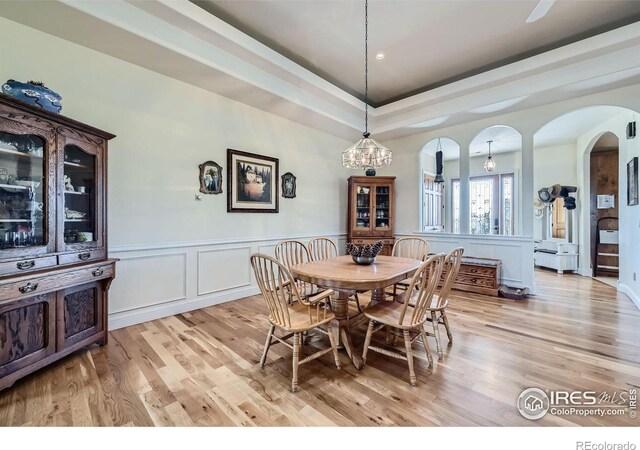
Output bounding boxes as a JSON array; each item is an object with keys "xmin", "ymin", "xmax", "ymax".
[{"xmin": 331, "ymin": 288, "xmax": 387, "ymax": 370}]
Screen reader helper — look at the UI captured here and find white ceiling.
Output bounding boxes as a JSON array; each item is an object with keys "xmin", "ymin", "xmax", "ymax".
[
  {"xmin": 422, "ymin": 106, "xmax": 626, "ymax": 160},
  {"xmin": 193, "ymin": 0, "xmax": 640, "ymax": 106}
]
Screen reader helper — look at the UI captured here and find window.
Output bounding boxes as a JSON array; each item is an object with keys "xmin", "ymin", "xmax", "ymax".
[
  {"xmin": 422, "ymin": 172, "xmax": 444, "ymax": 231},
  {"xmin": 451, "ymin": 173, "xmax": 515, "ymax": 235}
]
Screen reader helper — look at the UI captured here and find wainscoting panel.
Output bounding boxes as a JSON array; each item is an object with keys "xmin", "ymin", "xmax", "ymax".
[
  {"xmin": 399, "ymin": 233, "xmax": 535, "ymax": 293},
  {"xmin": 108, "ymin": 233, "xmax": 346, "ymax": 330},
  {"xmin": 109, "ymin": 252, "xmax": 188, "ymax": 316},
  {"xmin": 197, "ymin": 246, "xmax": 252, "ymax": 296}
]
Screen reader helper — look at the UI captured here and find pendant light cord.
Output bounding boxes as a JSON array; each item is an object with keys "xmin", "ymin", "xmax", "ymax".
[{"xmin": 364, "ymin": 0, "xmax": 369, "ymax": 136}]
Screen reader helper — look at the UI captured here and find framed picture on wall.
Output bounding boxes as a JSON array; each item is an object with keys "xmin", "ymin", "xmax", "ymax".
[
  {"xmin": 628, "ymin": 156, "xmax": 638, "ymax": 206},
  {"xmin": 227, "ymin": 149, "xmax": 279, "ymax": 213}
]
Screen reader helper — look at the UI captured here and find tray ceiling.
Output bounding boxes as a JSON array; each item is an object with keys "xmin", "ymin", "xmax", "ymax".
[{"xmin": 193, "ymin": 0, "xmax": 640, "ymax": 106}]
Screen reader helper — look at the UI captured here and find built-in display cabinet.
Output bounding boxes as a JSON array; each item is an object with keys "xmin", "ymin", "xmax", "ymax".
[
  {"xmin": 347, "ymin": 176, "xmax": 395, "ymax": 255},
  {"xmin": 0, "ymin": 94, "xmax": 116, "ymax": 391}
]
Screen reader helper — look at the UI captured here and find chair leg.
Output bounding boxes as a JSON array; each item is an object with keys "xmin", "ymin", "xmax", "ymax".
[
  {"xmin": 260, "ymin": 324, "xmax": 275, "ymax": 367},
  {"xmin": 362, "ymin": 320, "xmax": 375, "ymax": 365},
  {"xmin": 354, "ymin": 293, "xmax": 362, "ymax": 313},
  {"xmin": 326, "ymin": 322, "xmax": 341, "ymax": 370},
  {"xmin": 292, "ymin": 333, "xmax": 301, "ymax": 393},
  {"xmin": 431, "ymin": 311, "xmax": 443, "ymax": 358},
  {"xmin": 441, "ymin": 311, "xmax": 453, "ymax": 343},
  {"xmin": 419, "ymin": 326, "xmax": 434, "ymax": 367},
  {"xmin": 403, "ymin": 330, "xmax": 417, "ymax": 387}
]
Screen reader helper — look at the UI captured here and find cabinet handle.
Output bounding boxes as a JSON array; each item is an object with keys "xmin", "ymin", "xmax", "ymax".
[
  {"xmin": 17, "ymin": 260, "xmax": 36, "ymax": 270},
  {"xmin": 18, "ymin": 282, "xmax": 38, "ymax": 294},
  {"xmin": 92, "ymin": 267, "xmax": 104, "ymax": 277},
  {"xmin": 78, "ymin": 252, "xmax": 91, "ymax": 261}
]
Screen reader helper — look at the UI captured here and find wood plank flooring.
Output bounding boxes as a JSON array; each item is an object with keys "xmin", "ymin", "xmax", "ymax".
[{"xmin": 1, "ymin": 270, "xmax": 639, "ymax": 426}]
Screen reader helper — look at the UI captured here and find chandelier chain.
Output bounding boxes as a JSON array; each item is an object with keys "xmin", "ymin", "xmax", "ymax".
[{"xmin": 364, "ymin": 0, "xmax": 368, "ymax": 134}]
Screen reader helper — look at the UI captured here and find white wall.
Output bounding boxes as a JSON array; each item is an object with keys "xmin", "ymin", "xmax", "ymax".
[
  {"xmin": 0, "ymin": 17, "xmax": 354, "ymax": 327},
  {"xmin": 379, "ymin": 86, "xmax": 640, "ymax": 304},
  {"xmin": 532, "ymin": 144, "xmax": 578, "ymax": 240}
]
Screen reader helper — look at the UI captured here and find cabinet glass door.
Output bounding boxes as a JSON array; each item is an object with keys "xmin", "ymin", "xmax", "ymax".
[
  {"xmin": 354, "ymin": 184, "xmax": 372, "ymax": 230},
  {"xmin": 63, "ymin": 145, "xmax": 96, "ymax": 246},
  {"xmin": 0, "ymin": 131, "xmax": 48, "ymax": 251},
  {"xmin": 374, "ymin": 185, "xmax": 391, "ymax": 230}
]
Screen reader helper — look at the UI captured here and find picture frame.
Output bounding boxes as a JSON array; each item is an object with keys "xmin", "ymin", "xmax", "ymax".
[
  {"xmin": 281, "ymin": 172, "xmax": 297, "ymax": 198},
  {"xmin": 199, "ymin": 160, "xmax": 223, "ymax": 195},
  {"xmin": 227, "ymin": 149, "xmax": 279, "ymax": 213},
  {"xmin": 628, "ymin": 156, "xmax": 638, "ymax": 206}
]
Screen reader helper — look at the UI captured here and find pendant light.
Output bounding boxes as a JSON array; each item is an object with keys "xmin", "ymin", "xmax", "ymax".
[
  {"xmin": 484, "ymin": 140, "xmax": 496, "ymax": 173},
  {"xmin": 341, "ymin": 0, "xmax": 392, "ymax": 173},
  {"xmin": 434, "ymin": 138, "xmax": 445, "ymax": 183}
]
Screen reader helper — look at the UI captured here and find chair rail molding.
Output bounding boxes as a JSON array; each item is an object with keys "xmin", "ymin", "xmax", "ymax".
[{"xmin": 108, "ymin": 232, "xmax": 347, "ymax": 330}]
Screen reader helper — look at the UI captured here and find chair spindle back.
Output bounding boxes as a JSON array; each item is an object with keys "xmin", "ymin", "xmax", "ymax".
[
  {"xmin": 392, "ymin": 237, "xmax": 429, "ymax": 261},
  {"xmin": 250, "ymin": 254, "xmax": 302, "ymax": 329},
  {"xmin": 399, "ymin": 254, "xmax": 445, "ymax": 326},
  {"xmin": 435, "ymin": 247, "xmax": 464, "ymax": 309},
  {"xmin": 308, "ymin": 237, "xmax": 338, "ymax": 261}
]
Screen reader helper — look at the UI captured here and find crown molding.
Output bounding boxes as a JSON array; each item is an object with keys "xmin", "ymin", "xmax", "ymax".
[{"xmin": 2, "ymin": 0, "xmax": 640, "ymax": 141}]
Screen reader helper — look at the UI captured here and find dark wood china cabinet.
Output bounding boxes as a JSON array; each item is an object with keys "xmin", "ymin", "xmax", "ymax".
[
  {"xmin": 347, "ymin": 176, "xmax": 395, "ymax": 256},
  {"xmin": 0, "ymin": 94, "xmax": 116, "ymax": 391}
]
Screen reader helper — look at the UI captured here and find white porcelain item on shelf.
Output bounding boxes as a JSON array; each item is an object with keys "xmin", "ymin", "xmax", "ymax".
[
  {"xmin": 77, "ymin": 232, "xmax": 93, "ymax": 242},
  {"xmin": 27, "ymin": 201, "xmax": 44, "ymax": 212},
  {"xmin": 64, "ymin": 208, "xmax": 86, "ymax": 219},
  {"xmin": 77, "ymin": 186, "xmax": 86, "ymax": 193}
]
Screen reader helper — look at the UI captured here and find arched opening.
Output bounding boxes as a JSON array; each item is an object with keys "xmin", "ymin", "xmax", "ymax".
[
  {"xmin": 419, "ymin": 137, "xmax": 459, "ymax": 232},
  {"xmin": 533, "ymin": 105, "xmax": 637, "ymax": 285},
  {"xmin": 467, "ymin": 125, "xmax": 522, "ymax": 235}
]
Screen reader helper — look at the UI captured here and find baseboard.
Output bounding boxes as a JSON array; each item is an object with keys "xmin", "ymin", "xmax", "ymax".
[
  {"xmin": 577, "ymin": 267, "xmax": 592, "ymax": 277},
  {"xmin": 108, "ymin": 285, "xmax": 260, "ymax": 330},
  {"xmin": 618, "ymin": 283, "xmax": 640, "ymax": 311}
]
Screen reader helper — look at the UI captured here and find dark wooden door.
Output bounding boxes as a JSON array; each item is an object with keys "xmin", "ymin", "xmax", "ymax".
[
  {"xmin": 590, "ymin": 149, "xmax": 619, "ymax": 273},
  {"xmin": 0, "ymin": 293, "xmax": 56, "ymax": 378},
  {"xmin": 56, "ymin": 281, "xmax": 104, "ymax": 350}
]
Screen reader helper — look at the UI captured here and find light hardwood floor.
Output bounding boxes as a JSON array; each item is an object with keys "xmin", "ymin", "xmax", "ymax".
[{"xmin": 1, "ymin": 270, "xmax": 638, "ymax": 426}]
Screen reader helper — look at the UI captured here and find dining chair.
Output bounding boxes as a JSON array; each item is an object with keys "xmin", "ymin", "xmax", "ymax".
[
  {"xmin": 308, "ymin": 237, "xmax": 363, "ymax": 313},
  {"xmin": 308, "ymin": 237, "xmax": 338, "ymax": 261},
  {"xmin": 250, "ymin": 253, "xmax": 341, "ymax": 393},
  {"xmin": 362, "ymin": 253, "xmax": 445, "ymax": 386},
  {"xmin": 424, "ymin": 247, "xmax": 464, "ymax": 357},
  {"xmin": 390, "ymin": 237, "xmax": 430, "ymax": 296},
  {"xmin": 275, "ymin": 240, "xmax": 318, "ymax": 302}
]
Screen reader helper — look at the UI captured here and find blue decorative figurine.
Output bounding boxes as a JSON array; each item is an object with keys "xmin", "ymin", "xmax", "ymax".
[{"xmin": 2, "ymin": 80, "xmax": 62, "ymax": 113}]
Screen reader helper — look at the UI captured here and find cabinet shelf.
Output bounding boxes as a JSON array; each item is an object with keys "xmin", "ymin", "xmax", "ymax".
[
  {"xmin": 0, "ymin": 219, "xmax": 34, "ymax": 223},
  {"xmin": 64, "ymin": 161, "xmax": 89, "ymax": 169},
  {"xmin": 0, "ymin": 146, "xmax": 43, "ymax": 159},
  {"xmin": 64, "ymin": 191, "xmax": 90, "ymax": 196},
  {"xmin": 64, "ymin": 218, "xmax": 91, "ymax": 222},
  {"xmin": 0, "ymin": 183, "xmax": 29, "ymax": 191}
]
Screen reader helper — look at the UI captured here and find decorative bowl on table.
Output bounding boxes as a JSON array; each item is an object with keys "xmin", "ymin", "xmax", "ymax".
[{"xmin": 346, "ymin": 240, "xmax": 384, "ymax": 265}]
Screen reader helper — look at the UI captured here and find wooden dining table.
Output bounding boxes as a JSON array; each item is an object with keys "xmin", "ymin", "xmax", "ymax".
[{"xmin": 291, "ymin": 255, "xmax": 422, "ymax": 369}]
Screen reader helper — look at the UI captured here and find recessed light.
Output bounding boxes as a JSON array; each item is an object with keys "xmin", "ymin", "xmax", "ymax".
[{"xmin": 376, "ymin": 53, "xmax": 384, "ymax": 60}]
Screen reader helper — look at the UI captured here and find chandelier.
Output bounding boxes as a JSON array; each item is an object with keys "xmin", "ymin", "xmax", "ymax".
[
  {"xmin": 484, "ymin": 140, "xmax": 496, "ymax": 173},
  {"xmin": 342, "ymin": 0, "xmax": 392, "ymax": 171}
]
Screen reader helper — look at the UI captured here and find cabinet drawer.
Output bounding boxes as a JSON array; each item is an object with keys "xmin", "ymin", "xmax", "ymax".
[
  {"xmin": 455, "ymin": 273, "xmax": 498, "ymax": 289},
  {"xmin": 351, "ymin": 238, "xmax": 394, "ymax": 245},
  {"xmin": 0, "ymin": 255, "xmax": 58, "ymax": 277},
  {"xmin": 58, "ymin": 248, "xmax": 106, "ymax": 266},
  {"xmin": 459, "ymin": 264, "xmax": 498, "ymax": 279},
  {"xmin": 0, "ymin": 263, "xmax": 113, "ymax": 301}
]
